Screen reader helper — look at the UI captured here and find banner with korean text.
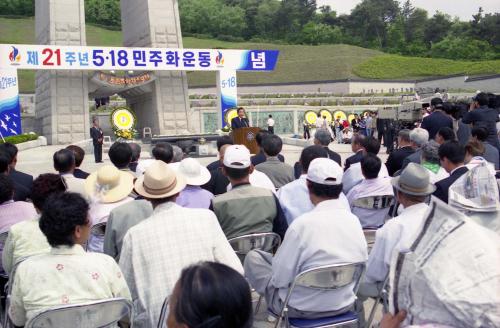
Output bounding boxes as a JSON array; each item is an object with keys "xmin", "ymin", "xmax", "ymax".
[
  {"xmin": 0, "ymin": 45, "xmax": 279, "ymax": 72},
  {"xmin": 0, "ymin": 68, "xmax": 21, "ymax": 139}
]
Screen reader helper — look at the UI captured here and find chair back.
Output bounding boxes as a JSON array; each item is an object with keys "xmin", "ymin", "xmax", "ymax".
[
  {"xmin": 25, "ymin": 298, "xmax": 133, "ymax": 328},
  {"xmin": 228, "ymin": 232, "xmax": 281, "ymax": 256},
  {"xmin": 143, "ymin": 127, "xmax": 152, "ymax": 139},
  {"xmin": 352, "ymin": 195, "xmax": 393, "ymax": 210},
  {"xmin": 90, "ymin": 222, "xmax": 107, "ymax": 237},
  {"xmin": 292, "ymin": 262, "xmax": 365, "ymax": 292}
]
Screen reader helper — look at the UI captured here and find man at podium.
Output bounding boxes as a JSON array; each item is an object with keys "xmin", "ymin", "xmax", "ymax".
[{"xmin": 231, "ymin": 107, "xmax": 251, "ymax": 129}]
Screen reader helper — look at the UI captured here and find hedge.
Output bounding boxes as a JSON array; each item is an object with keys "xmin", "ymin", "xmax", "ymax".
[{"xmin": 0, "ymin": 133, "xmax": 38, "ymax": 144}]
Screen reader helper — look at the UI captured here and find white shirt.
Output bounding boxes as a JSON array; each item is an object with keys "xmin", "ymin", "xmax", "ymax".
[
  {"xmin": 61, "ymin": 174, "xmax": 87, "ymax": 198},
  {"xmin": 119, "ymin": 202, "xmax": 242, "ymax": 327},
  {"xmin": 278, "ymin": 175, "xmax": 350, "ymax": 225},
  {"xmin": 365, "ymin": 203, "xmax": 429, "ymax": 283},
  {"xmin": 346, "ymin": 177, "xmax": 394, "ymax": 228},
  {"xmin": 227, "ymin": 170, "xmax": 276, "ymax": 193},
  {"xmin": 135, "ymin": 159, "xmax": 155, "ymax": 176},
  {"xmin": 267, "ymin": 118, "xmax": 275, "ymax": 127},
  {"xmin": 271, "ymin": 199, "xmax": 368, "ymax": 312},
  {"xmin": 315, "ymin": 117, "xmax": 324, "ymax": 129},
  {"xmin": 343, "ymin": 162, "xmax": 389, "ymax": 194}
]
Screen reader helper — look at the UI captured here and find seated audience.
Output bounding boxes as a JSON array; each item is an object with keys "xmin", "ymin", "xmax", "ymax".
[
  {"xmin": 347, "ymin": 154, "xmax": 394, "ymax": 228},
  {"xmin": 167, "ymin": 262, "xmax": 252, "ymax": 328},
  {"xmin": 343, "ymin": 137, "xmax": 389, "ymax": 193},
  {"xmin": 0, "ymin": 143, "xmax": 33, "ymax": 201},
  {"xmin": 421, "ymin": 98, "xmax": 453, "ymax": 140},
  {"xmin": 66, "ymin": 145, "xmax": 89, "ymax": 179},
  {"xmin": 433, "ymin": 141, "xmax": 468, "ymax": 203},
  {"xmin": 211, "ymin": 145, "xmax": 287, "ymax": 240},
  {"xmin": 53, "ymin": 148, "xmax": 86, "ymax": 197},
  {"xmin": 420, "ymin": 140, "xmax": 449, "ymax": 183},
  {"xmin": 464, "ymin": 140, "xmax": 496, "ymax": 176},
  {"xmin": 2, "ymin": 174, "xmax": 66, "ymax": 275},
  {"xmin": 119, "ymin": 160, "xmax": 242, "ymax": 327},
  {"xmin": 103, "ymin": 199, "xmax": 153, "ymax": 261},
  {"xmin": 84, "ymin": 165, "xmax": 134, "ymax": 252},
  {"xmin": 0, "ymin": 175, "xmax": 36, "ymax": 274},
  {"xmin": 128, "ymin": 142, "xmax": 141, "ymax": 173},
  {"xmin": 279, "ymin": 145, "xmax": 328, "ymax": 224},
  {"xmin": 402, "ymin": 128, "xmax": 429, "ymax": 168},
  {"xmin": 386, "ymin": 129, "xmax": 415, "ymax": 176},
  {"xmin": 136, "ymin": 142, "xmax": 174, "ymax": 175},
  {"xmin": 171, "ymin": 145, "xmax": 184, "ymax": 163},
  {"xmin": 174, "ymin": 158, "xmax": 214, "ymax": 209},
  {"xmin": 9, "ymin": 192, "xmax": 131, "ymax": 327},
  {"xmin": 206, "ymin": 136, "xmax": 233, "ymax": 172},
  {"xmin": 108, "ymin": 142, "xmax": 134, "ymax": 177},
  {"xmin": 244, "ymin": 158, "xmax": 367, "ymax": 318},
  {"xmin": 435, "ymin": 127, "xmax": 456, "ymax": 145},
  {"xmin": 363, "ymin": 164, "xmax": 435, "ymax": 286},
  {"xmin": 203, "ymin": 144, "xmax": 232, "ymax": 195},
  {"xmin": 344, "ymin": 133, "xmax": 366, "ymax": 171},
  {"xmin": 255, "ymin": 134, "xmax": 294, "ymax": 188},
  {"xmin": 471, "ymin": 126, "xmax": 499, "ymax": 170},
  {"xmin": 294, "ymin": 129, "xmax": 341, "ymax": 178},
  {"xmin": 251, "ymin": 131, "xmax": 284, "ymax": 166}
]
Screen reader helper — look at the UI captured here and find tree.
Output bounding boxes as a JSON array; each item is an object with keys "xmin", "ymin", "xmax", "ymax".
[
  {"xmin": 424, "ymin": 11, "xmax": 452, "ymax": 46},
  {"xmin": 430, "ymin": 36, "xmax": 495, "ymax": 60},
  {"xmin": 299, "ymin": 22, "xmax": 342, "ymax": 45}
]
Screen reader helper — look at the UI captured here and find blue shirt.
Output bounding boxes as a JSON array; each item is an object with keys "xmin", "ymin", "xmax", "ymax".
[{"xmin": 176, "ymin": 185, "xmax": 214, "ymax": 209}]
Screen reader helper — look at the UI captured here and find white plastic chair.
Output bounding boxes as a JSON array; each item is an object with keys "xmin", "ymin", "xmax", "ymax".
[
  {"xmin": 24, "ymin": 297, "xmax": 133, "ymax": 328},
  {"xmin": 272, "ymin": 262, "xmax": 366, "ymax": 328},
  {"xmin": 363, "ymin": 229, "xmax": 378, "ymax": 253},
  {"xmin": 143, "ymin": 127, "xmax": 152, "ymax": 139},
  {"xmin": 103, "ymin": 136, "xmax": 112, "ymax": 145}
]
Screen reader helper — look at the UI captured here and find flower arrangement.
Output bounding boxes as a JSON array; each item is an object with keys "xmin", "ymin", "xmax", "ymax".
[{"xmin": 110, "ymin": 106, "xmax": 137, "ymax": 140}]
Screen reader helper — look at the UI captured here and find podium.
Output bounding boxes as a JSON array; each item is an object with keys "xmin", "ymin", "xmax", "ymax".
[{"xmin": 232, "ymin": 127, "xmax": 261, "ymax": 155}]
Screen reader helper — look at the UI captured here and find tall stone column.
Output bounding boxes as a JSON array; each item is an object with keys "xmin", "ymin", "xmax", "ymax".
[
  {"xmin": 35, "ymin": 0, "xmax": 90, "ymax": 144},
  {"xmin": 121, "ymin": 0, "xmax": 193, "ymax": 136}
]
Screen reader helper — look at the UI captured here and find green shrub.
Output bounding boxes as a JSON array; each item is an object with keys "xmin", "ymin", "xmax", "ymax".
[{"xmin": 0, "ymin": 133, "xmax": 38, "ymax": 144}]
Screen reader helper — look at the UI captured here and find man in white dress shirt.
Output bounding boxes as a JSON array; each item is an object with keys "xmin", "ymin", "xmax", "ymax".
[
  {"xmin": 245, "ymin": 158, "xmax": 368, "ymax": 318},
  {"xmin": 347, "ymin": 153, "xmax": 394, "ymax": 228},
  {"xmin": 119, "ymin": 161, "xmax": 242, "ymax": 327},
  {"xmin": 360, "ymin": 163, "xmax": 435, "ymax": 295},
  {"xmin": 267, "ymin": 114, "xmax": 275, "ymax": 134}
]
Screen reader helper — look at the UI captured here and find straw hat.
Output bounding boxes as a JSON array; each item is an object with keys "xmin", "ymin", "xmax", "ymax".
[
  {"xmin": 134, "ymin": 160, "xmax": 186, "ymax": 199},
  {"xmin": 391, "ymin": 163, "xmax": 436, "ymax": 196},
  {"xmin": 174, "ymin": 158, "xmax": 211, "ymax": 186},
  {"xmin": 85, "ymin": 165, "xmax": 134, "ymax": 203}
]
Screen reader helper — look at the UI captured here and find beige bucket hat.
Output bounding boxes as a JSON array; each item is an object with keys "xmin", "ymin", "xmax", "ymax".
[
  {"xmin": 134, "ymin": 160, "xmax": 186, "ymax": 199},
  {"xmin": 85, "ymin": 165, "xmax": 134, "ymax": 203}
]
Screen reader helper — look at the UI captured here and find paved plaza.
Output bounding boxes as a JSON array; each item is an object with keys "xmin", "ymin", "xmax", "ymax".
[{"xmin": 16, "ymin": 140, "xmax": 387, "ymax": 327}]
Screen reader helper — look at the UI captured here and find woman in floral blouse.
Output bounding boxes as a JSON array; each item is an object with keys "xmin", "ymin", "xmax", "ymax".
[{"xmin": 8, "ymin": 192, "xmax": 131, "ymax": 327}]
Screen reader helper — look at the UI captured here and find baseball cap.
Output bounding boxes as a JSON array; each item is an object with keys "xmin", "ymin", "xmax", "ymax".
[
  {"xmin": 223, "ymin": 145, "xmax": 251, "ymax": 169},
  {"xmin": 307, "ymin": 158, "xmax": 343, "ymax": 185}
]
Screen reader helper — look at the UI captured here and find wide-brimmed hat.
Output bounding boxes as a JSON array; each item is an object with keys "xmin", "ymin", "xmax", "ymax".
[
  {"xmin": 134, "ymin": 160, "xmax": 186, "ymax": 199},
  {"xmin": 173, "ymin": 158, "xmax": 211, "ymax": 186},
  {"xmin": 391, "ymin": 163, "xmax": 436, "ymax": 196},
  {"xmin": 85, "ymin": 165, "xmax": 134, "ymax": 203}
]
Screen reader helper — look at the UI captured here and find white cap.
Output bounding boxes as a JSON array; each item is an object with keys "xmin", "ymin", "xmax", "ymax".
[
  {"xmin": 223, "ymin": 145, "xmax": 251, "ymax": 169},
  {"xmin": 307, "ymin": 158, "xmax": 343, "ymax": 185}
]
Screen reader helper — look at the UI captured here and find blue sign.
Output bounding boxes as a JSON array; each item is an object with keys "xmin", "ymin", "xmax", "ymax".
[{"xmin": 0, "ymin": 68, "xmax": 22, "ymax": 138}]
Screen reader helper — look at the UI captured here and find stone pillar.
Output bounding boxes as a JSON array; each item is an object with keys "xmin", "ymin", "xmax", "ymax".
[
  {"xmin": 35, "ymin": 0, "xmax": 89, "ymax": 145},
  {"xmin": 121, "ymin": 0, "xmax": 193, "ymax": 136}
]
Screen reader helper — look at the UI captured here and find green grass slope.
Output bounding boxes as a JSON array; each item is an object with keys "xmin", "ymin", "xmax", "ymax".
[{"xmin": 1, "ymin": 17, "xmax": 499, "ymax": 93}]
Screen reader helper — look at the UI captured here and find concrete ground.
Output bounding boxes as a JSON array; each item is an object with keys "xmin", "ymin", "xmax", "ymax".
[{"xmin": 15, "ymin": 140, "xmax": 387, "ymax": 327}]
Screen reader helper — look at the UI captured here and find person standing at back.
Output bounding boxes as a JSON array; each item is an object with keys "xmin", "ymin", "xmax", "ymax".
[
  {"xmin": 420, "ymin": 98, "xmax": 453, "ymax": 140},
  {"xmin": 463, "ymin": 92, "xmax": 500, "ymax": 151},
  {"xmin": 267, "ymin": 114, "xmax": 275, "ymax": 134},
  {"xmin": 90, "ymin": 116, "xmax": 104, "ymax": 163}
]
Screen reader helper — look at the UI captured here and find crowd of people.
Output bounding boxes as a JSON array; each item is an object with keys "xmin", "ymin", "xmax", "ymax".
[{"xmin": 0, "ymin": 92, "xmax": 498, "ymax": 328}]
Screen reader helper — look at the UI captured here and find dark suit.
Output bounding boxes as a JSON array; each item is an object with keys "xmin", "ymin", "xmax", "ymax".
[
  {"xmin": 128, "ymin": 162, "xmax": 139, "ymax": 173},
  {"xmin": 402, "ymin": 149, "xmax": 422, "ymax": 169},
  {"xmin": 90, "ymin": 126, "xmax": 104, "ymax": 162},
  {"xmin": 462, "ymin": 106, "xmax": 500, "ymax": 149},
  {"xmin": 231, "ymin": 117, "xmax": 249, "ymax": 129},
  {"xmin": 202, "ymin": 167, "xmax": 230, "ymax": 196},
  {"xmin": 9, "ymin": 169, "xmax": 33, "ymax": 201},
  {"xmin": 206, "ymin": 160, "xmax": 220, "ymax": 172},
  {"xmin": 251, "ymin": 151, "xmax": 285, "ymax": 166},
  {"xmin": 344, "ymin": 150, "xmax": 364, "ymax": 171},
  {"xmin": 433, "ymin": 166, "xmax": 468, "ymax": 203},
  {"xmin": 73, "ymin": 168, "xmax": 89, "ymax": 179},
  {"xmin": 420, "ymin": 111, "xmax": 453, "ymax": 140},
  {"xmin": 386, "ymin": 146, "xmax": 415, "ymax": 176}
]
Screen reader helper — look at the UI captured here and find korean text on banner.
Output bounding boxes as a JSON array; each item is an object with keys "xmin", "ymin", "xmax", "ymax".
[
  {"xmin": 0, "ymin": 45, "xmax": 279, "ymax": 72},
  {"xmin": 0, "ymin": 68, "xmax": 22, "ymax": 138}
]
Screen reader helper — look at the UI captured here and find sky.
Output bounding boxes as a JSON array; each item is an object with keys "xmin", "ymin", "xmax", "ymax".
[{"xmin": 316, "ymin": 0, "xmax": 500, "ymax": 21}]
